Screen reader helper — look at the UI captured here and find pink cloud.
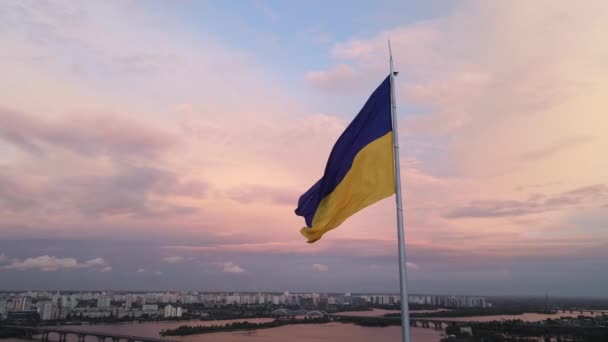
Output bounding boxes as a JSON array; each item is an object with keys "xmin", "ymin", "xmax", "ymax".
[
  {"xmin": 223, "ymin": 185, "xmax": 300, "ymax": 205},
  {"xmin": 521, "ymin": 136, "xmax": 594, "ymax": 161},
  {"xmin": 312, "ymin": 263, "xmax": 329, "ymax": 272},
  {"xmin": 406, "ymin": 262, "xmax": 419, "ymax": 270},
  {"xmin": 162, "ymin": 256, "xmax": 185, "ymax": 264},
  {"xmin": 305, "ymin": 64, "xmax": 357, "ymax": 92},
  {"xmin": 218, "ymin": 261, "xmax": 244, "ymax": 273},
  {"xmin": 0, "ymin": 163, "xmax": 207, "ymax": 218},
  {"xmin": 445, "ymin": 184, "xmax": 608, "ymax": 219},
  {"xmin": 0, "ymin": 108, "xmax": 175, "ymax": 159},
  {"xmin": 162, "ymin": 242, "xmax": 322, "ymax": 255},
  {"xmin": 330, "ymin": 23, "xmax": 439, "ymax": 62}
]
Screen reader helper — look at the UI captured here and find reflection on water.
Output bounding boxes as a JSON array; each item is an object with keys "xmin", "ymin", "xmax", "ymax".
[
  {"xmin": 173, "ymin": 323, "xmax": 442, "ymax": 342},
  {"xmin": 2, "ymin": 315, "xmax": 443, "ymax": 342},
  {"xmin": 7, "ymin": 309, "xmax": 598, "ymax": 342}
]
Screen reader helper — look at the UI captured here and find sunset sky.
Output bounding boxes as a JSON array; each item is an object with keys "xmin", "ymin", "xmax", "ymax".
[{"xmin": 1, "ymin": 0, "xmax": 607, "ymax": 296}]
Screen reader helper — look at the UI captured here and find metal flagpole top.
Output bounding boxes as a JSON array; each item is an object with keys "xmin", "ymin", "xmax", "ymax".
[{"xmin": 388, "ymin": 40, "xmax": 399, "ymax": 76}]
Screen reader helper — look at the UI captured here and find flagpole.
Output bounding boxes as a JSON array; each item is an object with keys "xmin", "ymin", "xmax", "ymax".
[{"xmin": 389, "ymin": 40, "xmax": 411, "ymax": 342}]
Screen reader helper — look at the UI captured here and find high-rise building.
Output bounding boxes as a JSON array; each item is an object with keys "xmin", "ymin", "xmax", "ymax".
[
  {"xmin": 51, "ymin": 293, "xmax": 60, "ymax": 306},
  {"xmin": 142, "ymin": 304, "xmax": 158, "ymax": 315},
  {"xmin": 164, "ymin": 304, "xmax": 177, "ymax": 317},
  {"xmin": 69, "ymin": 294, "xmax": 79, "ymax": 308},
  {"xmin": 162, "ymin": 304, "xmax": 182, "ymax": 318},
  {"xmin": 97, "ymin": 295, "xmax": 111, "ymax": 309},
  {"xmin": 0, "ymin": 300, "xmax": 7, "ymax": 319},
  {"xmin": 61, "ymin": 295, "xmax": 70, "ymax": 308},
  {"xmin": 225, "ymin": 295, "xmax": 239, "ymax": 305},
  {"xmin": 319, "ymin": 296, "xmax": 329, "ymax": 308},
  {"xmin": 14, "ymin": 297, "xmax": 32, "ymax": 311},
  {"xmin": 40, "ymin": 302, "xmax": 55, "ymax": 321}
]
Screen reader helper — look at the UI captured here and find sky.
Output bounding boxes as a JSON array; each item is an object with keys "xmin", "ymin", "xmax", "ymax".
[{"xmin": 0, "ymin": 0, "xmax": 607, "ymax": 296}]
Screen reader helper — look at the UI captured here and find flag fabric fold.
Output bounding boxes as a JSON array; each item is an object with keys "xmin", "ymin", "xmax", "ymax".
[{"xmin": 295, "ymin": 76, "xmax": 395, "ymax": 243}]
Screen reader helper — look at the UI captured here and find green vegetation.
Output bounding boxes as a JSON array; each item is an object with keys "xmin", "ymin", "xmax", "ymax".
[
  {"xmin": 335, "ymin": 315, "xmax": 401, "ymax": 327},
  {"xmin": 439, "ymin": 318, "xmax": 608, "ymax": 342},
  {"xmin": 384, "ymin": 307, "xmax": 538, "ymax": 318},
  {"xmin": 160, "ymin": 315, "xmax": 412, "ymax": 336},
  {"xmin": 470, "ymin": 320, "xmax": 608, "ymax": 342},
  {"xmin": 42, "ymin": 307, "xmax": 275, "ymax": 326},
  {"xmin": 160, "ymin": 317, "xmax": 331, "ymax": 336}
]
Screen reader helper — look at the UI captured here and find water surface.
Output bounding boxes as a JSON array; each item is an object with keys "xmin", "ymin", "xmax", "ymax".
[
  {"xmin": 2, "ymin": 315, "xmax": 442, "ymax": 342},
  {"xmin": 8, "ymin": 308, "xmax": 596, "ymax": 342}
]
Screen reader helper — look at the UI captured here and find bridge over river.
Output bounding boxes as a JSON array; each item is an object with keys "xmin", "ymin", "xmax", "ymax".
[
  {"xmin": 408, "ymin": 319, "xmax": 466, "ymax": 329},
  {"xmin": 331, "ymin": 314, "xmax": 464, "ymax": 330},
  {"xmin": 0, "ymin": 325, "xmax": 177, "ymax": 342}
]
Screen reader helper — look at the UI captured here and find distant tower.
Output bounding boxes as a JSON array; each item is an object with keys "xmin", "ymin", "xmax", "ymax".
[{"xmin": 544, "ymin": 291, "xmax": 549, "ymax": 313}]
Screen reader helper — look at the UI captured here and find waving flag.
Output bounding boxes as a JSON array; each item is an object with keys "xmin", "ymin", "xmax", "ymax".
[{"xmin": 295, "ymin": 76, "xmax": 395, "ymax": 243}]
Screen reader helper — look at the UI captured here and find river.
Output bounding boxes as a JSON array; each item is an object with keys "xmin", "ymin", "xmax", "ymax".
[
  {"xmin": 2, "ymin": 314, "xmax": 443, "ymax": 342},
  {"xmin": 2, "ymin": 309, "xmax": 602, "ymax": 342}
]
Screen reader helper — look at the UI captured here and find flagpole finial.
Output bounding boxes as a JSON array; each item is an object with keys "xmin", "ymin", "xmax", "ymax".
[{"xmin": 388, "ymin": 40, "xmax": 398, "ymax": 76}]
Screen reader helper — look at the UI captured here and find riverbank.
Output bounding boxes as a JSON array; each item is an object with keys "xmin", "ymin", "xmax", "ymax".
[
  {"xmin": 450, "ymin": 318, "xmax": 608, "ymax": 341},
  {"xmin": 159, "ymin": 315, "xmax": 416, "ymax": 336},
  {"xmin": 389, "ymin": 307, "xmax": 540, "ymax": 318},
  {"xmin": 0, "ymin": 319, "xmax": 443, "ymax": 342},
  {"xmin": 160, "ymin": 317, "xmax": 331, "ymax": 336}
]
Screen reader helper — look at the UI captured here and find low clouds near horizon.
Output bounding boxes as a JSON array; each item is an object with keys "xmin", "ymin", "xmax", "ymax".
[
  {"xmin": 0, "ymin": 0, "xmax": 607, "ymax": 296},
  {"xmin": 0, "ymin": 255, "xmax": 109, "ymax": 272}
]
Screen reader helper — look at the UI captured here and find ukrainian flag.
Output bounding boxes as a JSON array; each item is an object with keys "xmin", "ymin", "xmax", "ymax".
[{"xmin": 295, "ymin": 76, "xmax": 395, "ymax": 243}]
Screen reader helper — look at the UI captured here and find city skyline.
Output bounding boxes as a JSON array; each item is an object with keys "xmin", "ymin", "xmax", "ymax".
[
  {"xmin": 0, "ymin": 289, "xmax": 603, "ymax": 300},
  {"xmin": 1, "ymin": 1, "xmax": 608, "ymax": 297},
  {"xmin": 0, "ymin": 290, "xmax": 491, "ymax": 322}
]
